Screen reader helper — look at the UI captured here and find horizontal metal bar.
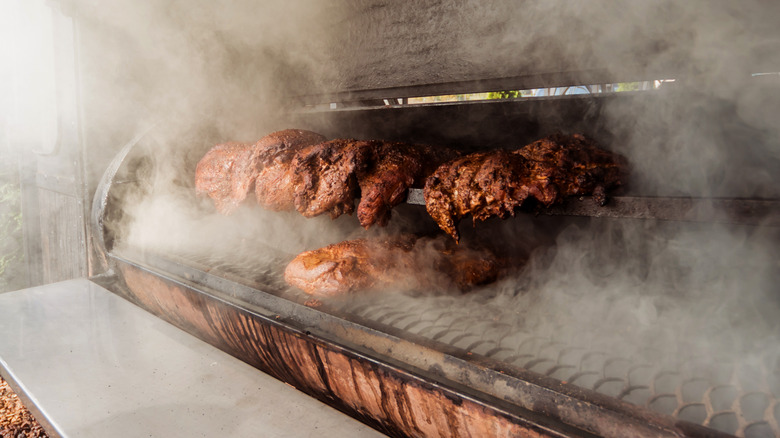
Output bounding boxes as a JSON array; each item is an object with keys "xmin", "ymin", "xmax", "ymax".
[
  {"xmin": 405, "ymin": 189, "xmax": 780, "ymax": 226},
  {"xmin": 292, "ymin": 69, "xmax": 663, "ymax": 107},
  {"xmin": 540, "ymin": 196, "xmax": 780, "ymax": 226}
]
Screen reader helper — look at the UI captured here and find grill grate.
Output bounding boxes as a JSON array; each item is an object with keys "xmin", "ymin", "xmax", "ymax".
[
  {"xmin": 136, "ymin": 247, "xmax": 779, "ymax": 438},
  {"xmin": 344, "ymin": 293, "xmax": 780, "ymax": 438}
]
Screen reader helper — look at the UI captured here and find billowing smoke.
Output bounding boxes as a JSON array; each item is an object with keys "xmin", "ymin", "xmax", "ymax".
[
  {"xmin": 497, "ymin": 219, "xmax": 780, "ymax": 368},
  {"xmin": 78, "ymin": 1, "xmax": 779, "ymax": 432}
]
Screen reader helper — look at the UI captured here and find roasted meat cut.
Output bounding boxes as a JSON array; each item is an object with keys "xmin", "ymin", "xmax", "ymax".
[
  {"xmin": 515, "ymin": 133, "xmax": 628, "ymax": 206},
  {"xmin": 288, "ymin": 139, "xmax": 457, "ymax": 226},
  {"xmin": 424, "ymin": 150, "xmax": 553, "ymax": 242},
  {"xmin": 195, "ymin": 129, "xmax": 325, "ymax": 214},
  {"xmin": 290, "ymin": 139, "xmax": 375, "ymax": 218},
  {"xmin": 424, "ymin": 134, "xmax": 627, "ymax": 241},
  {"xmin": 254, "ymin": 129, "xmax": 327, "ymax": 210},
  {"xmin": 357, "ymin": 141, "xmax": 459, "ymax": 228},
  {"xmin": 195, "ymin": 141, "xmax": 259, "ymax": 215},
  {"xmin": 199, "ymin": 130, "xmax": 457, "ymax": 225},
  {"xmin": 284, "ymin": 235, "xmax": 502, "ymax": 297}
]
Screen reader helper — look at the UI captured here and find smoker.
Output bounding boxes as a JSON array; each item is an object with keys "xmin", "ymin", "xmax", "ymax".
[{"xmin": 10, "ymin": 1, "xmax": 780, "ymax": 437}]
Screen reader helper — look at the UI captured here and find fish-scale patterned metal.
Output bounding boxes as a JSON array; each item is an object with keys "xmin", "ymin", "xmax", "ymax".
[
  {"xmin": 171, "ymin": 249, "xmax": 779, "ymax": 437},
  {"xmin": 344, "ymin": 294, "xmax": 780, "ymax": 438}
]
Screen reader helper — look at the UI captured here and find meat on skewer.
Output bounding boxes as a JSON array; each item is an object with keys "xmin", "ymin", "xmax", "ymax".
[
  {"xmin": 254, "ymin": 129, "xmax": 328, "ymax": 210},
  {"xmin": 290, "ymin": 139, "xmax": 374, "ymax": 219},
  {"xmin": 195, "ymin": 129, "xmax": 325, "ymax": 214},
  {"xmin": 283, "ymin": 138, "xmax": 457, "ymax": 226},
  {"xmin": 424, "ymin": 134, "xmax": 628, "ymax": 242},
  {"xmin": 356, "ymin": 141, "xmax": 459, "ymax": 228},
  {"xmin": 515, "ymin": 133, "xmax": 628, "ymax": 206},
  {"xmin": 424, "ymin": 150, "xmax": 551, "ymax": 242}
]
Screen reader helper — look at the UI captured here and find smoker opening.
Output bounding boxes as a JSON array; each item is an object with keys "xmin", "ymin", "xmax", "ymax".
[
  {"xmin": 13, "ymin": 1, "xmax": 773, "ymax": 437},
  {"xmin": 93, "ymin": 70, "xmax": 780, "ymax": 436}
]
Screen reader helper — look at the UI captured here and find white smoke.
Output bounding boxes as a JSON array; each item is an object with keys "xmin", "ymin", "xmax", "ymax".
[{"xmin": 56, "ymin": 1, "xmax": 780, "ymax": 432}]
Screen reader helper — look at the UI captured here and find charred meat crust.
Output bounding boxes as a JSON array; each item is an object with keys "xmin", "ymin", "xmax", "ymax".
[
  {"xmin": 357, "ymin": 141, "xmax": 459, "ymax": 228},
  {"xmin": 291, "ymin": 139, "xmax": 374, "ymax": 219},
  {"xmin": 514, "ymin": 133, "xmax": 628, "ymax": 200},
  {"xmin": 199, "ymin": 131, "xmax": 457, "ymax": 227},
  {"xmin": 424, "ymin": 134, "xmax": 628, "ymax": 241},
  {"xmin": 195, "ymin": 129, "xmax": 326, "ymax": 214},
  {"xmin": 197, "ymin": 131, "xmax": 626, "ymax": 239},
  {"xmin": 272, "ymin": 138, "xmax": 457, "ymax": 226},
  {"xmin": 254, "ymin": 129, "xmax": 328, "ymax": 211}
]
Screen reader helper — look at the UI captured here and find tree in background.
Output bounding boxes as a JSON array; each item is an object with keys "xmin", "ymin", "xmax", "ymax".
[{"xmin": 487, "ymin": 90, "xmax": 532, "ymax": 99}]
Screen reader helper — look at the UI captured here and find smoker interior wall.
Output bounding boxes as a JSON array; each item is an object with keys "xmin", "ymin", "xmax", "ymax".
[
  {"xmin": 57, "ymin": 0, "xmax": 780, "ymax": 130},
  {"xmin": 306, "ymin": 0, "xmax": 780, "ymax": 96},
  {"xmin": 59, "ymin": 0, "xmax": 775, "ymax": 99}
]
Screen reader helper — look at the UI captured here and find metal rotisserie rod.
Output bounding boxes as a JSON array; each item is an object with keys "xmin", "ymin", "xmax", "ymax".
[{"xmin": 406, "ymin": 189, "xmax": 780, "ymax": 226}]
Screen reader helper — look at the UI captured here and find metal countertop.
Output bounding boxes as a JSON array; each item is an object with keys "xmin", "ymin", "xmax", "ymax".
[{"xmin": 0, "ymin": 278, "xmax": 384, "ymax": 438}]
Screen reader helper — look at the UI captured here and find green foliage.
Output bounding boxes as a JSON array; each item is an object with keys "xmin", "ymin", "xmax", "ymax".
[
  {"xmin": 486, "ymin": 89, "xmax": 536, "ymax": 100},
  {"xmin": 487, "ymin": 90, "xmax": 521, "ymax": 99},
  {"xmin": 615, "ymin": 82, "xmax": 642, "ymax": 92}
]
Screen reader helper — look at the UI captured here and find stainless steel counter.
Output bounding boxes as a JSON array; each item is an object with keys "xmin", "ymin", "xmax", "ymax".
[{"xmin": 0, "ymin": 278, "xmax": 384, "ymax": 437}]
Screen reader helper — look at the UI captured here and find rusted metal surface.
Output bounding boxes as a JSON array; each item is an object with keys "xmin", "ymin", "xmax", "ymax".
[
  {"xmin": 113, "ymin": 259, "xmax": 585, "ymax": 438},
  {"xmin": 106, "ymin": 251, "xmax": 745, "ymax": 438},
  {"xmin": 345, "ymin": 294, "xmax": 780, "ymax": 438}
]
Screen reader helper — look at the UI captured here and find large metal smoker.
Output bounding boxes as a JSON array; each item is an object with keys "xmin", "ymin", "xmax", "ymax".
[{"xmin": 10, "ymin": 1, "xmax": 780, "ymax": 437}]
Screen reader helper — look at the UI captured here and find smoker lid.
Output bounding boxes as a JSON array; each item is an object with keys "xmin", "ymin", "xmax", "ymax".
[{"xmin": 54, "ymin": 0, "xmax": 780, "ymax": 100}]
